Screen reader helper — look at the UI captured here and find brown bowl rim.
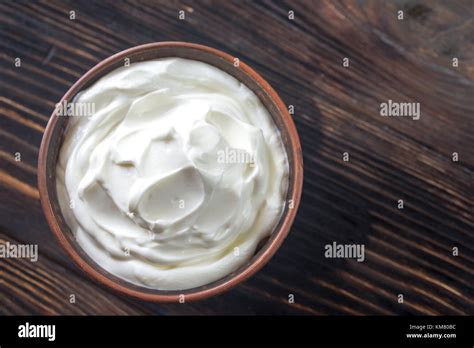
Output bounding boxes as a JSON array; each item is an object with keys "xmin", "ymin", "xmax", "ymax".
[{"xmin": 38, "ymin": 41, "xmax": 303, "ymax": 303}]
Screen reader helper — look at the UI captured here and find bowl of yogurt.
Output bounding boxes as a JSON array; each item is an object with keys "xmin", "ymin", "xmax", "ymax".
[{"xmin": 38, "ymin": 42, "xmax": 303, "ymax": 302}]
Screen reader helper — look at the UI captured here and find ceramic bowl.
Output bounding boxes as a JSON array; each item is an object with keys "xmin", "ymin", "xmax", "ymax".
[{"xmin": 38, "ymin": 42, "xmax": 303, "ymax": 302}]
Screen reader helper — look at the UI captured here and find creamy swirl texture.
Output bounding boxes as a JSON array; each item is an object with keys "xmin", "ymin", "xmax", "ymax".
[{"xmin": 56, "ymin": 58, "xmax": 288, "ymax": 290}]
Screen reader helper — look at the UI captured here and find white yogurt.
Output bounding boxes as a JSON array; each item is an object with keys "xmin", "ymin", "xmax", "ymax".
[{"xmin": 56, "ymin": 58, "xmax": 288, "ymax": 290}]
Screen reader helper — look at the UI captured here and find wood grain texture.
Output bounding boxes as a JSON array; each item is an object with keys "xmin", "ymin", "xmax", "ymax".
[{"xmin": 0, "ymin": 0, "xmax": 473, "ymax": 315}]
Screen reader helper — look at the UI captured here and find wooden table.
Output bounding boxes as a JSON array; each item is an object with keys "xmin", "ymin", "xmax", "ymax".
[{"xmin": 0, "ymin": 0, "xmax": 472, "ymax": 315}]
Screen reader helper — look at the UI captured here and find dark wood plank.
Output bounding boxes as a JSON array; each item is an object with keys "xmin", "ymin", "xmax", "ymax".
[{"xmin": 0, "ymin": 0, "xmax": 472, "ymax": 315}]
